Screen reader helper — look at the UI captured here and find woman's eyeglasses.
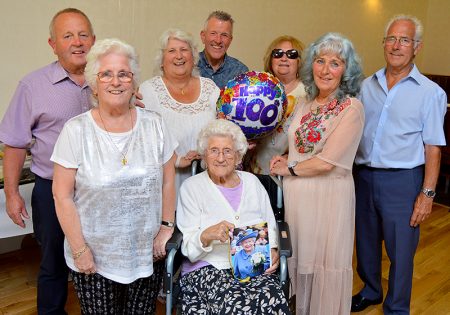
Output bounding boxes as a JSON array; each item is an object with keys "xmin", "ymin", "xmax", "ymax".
[
  {"xmin": 97, "ymin": 71, "xmax": 134, "ymax": 83},
  {"xmin": 207, "ymin": 148, "xmax": 235, "ymax": 159},
  {"xmin": 271, "ymin": 49, "xmax": 299, "ymax": 59}
]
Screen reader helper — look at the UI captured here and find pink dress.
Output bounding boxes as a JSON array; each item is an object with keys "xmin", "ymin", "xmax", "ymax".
[{"xmin": 283, "ymin": 97, "xmax": 364, "ymax": 314}]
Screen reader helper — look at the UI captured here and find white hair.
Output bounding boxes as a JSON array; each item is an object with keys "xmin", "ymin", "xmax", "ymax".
[
  {"xmin": 85, "ymin": 38, "xmax": 140, "ymax": 107},
  {"xmin": 197, "ymin": 119, "xmax": 248, "ymax": 159},
  {"xmin": 385, "ymin": 14, "xmax": 423, "ymax": 47},
  {"xmin": 153, "ymin": 28, "xmax": 199, "ymax": 76}
]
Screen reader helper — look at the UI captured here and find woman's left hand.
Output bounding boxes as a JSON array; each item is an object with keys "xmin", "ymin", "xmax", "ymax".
[
  {"xmin": 270, "ymin": 155, "xmax": 289, "ymax": 176},
  {"xmin": 153, "ymin": 225, "xmax": 174, "ymax": 261},
  {"xmin": 265, "ymin": 248, "xmax": 280, "ymax": 274},
  {"xmin": 178, "ymin": 150, "xmax": 201, "ymax": 168}
]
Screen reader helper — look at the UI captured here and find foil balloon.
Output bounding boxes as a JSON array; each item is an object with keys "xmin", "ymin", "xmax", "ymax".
[{"xmin": 217, "ymin": 71, "xmax": 287, "ymax": 140}]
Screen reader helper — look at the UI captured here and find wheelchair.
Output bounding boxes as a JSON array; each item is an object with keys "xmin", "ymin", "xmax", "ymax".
[{"xmin": 163, "ymin": 160, "xmax": 292, "ymax": 315}]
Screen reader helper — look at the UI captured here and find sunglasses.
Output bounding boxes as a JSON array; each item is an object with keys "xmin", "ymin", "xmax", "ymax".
[{"xmin": 271, "ymin": 49, "xmax": 299, "ymax": 59}]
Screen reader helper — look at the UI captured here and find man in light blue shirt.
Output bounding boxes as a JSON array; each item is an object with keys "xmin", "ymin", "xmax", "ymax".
[
  {"xmin": 352, "ymin": 15, "xmax": 447, "ymax": 314},
  {"xmin": 198, "ymin": 11, "xmax": 249, "ymax": 89}
]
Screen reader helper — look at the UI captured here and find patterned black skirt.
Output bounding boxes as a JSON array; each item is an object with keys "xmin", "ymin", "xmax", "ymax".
[{"xmin": 179, "ymin": 265, "xmax": 291, "ymax": 314}]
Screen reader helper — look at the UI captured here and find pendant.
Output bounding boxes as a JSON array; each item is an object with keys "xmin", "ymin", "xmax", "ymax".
[
  {"xmin": 122, "ymin": 157, "xmax": 127, "ymax": 165},
  {"xmin": 181, "ymin": 89, "xmax": 185, "ymax": 95}
]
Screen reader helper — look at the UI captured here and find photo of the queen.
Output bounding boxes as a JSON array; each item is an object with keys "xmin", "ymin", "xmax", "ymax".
[{"xmin": 230, "ymin": 223, "xmax": 271, "ymax": 281}]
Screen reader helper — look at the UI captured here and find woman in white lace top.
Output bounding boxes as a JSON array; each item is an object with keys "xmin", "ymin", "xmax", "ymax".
[{"xmin": 140, "ymin": 29, "xmax": 220, "ymax": 192}]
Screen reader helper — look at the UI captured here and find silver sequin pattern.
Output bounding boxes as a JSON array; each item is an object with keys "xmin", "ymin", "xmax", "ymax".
[{"xmin": 59, "ymin": 108, "xmax": 176, "ymax": 283}]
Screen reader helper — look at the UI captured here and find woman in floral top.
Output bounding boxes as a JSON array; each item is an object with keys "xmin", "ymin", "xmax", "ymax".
[{"xmin": 270, "ymin": 33, "xmax": 365, "ymax": 315}]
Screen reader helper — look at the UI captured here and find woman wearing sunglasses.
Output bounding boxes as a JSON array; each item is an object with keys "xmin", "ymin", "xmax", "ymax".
[
  {"xmin": 270, "ymin": 33, "xmax": 364, "ymax": 314},
  {"xmin": 245, "ymin": 35, "xmax": 306, "ymax": 214}
]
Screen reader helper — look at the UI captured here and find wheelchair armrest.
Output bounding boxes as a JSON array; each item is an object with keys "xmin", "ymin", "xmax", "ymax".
[
  {"xmin": 164, "ymin": 227, "xmax": 182, "ymax": 298},
  {"xmin": 165, "ymin": 227, "xmax": 183, "ymax": 252},
  {"xmin": 277, "ymin": 220, "xmax": 292, "ymax": 291},
  {"xmin": 191, "ymin": 159, "xmax": 202, "ymax": 176},
  {"xmin": 277, "ymin": 220, "xmax": 292, "ymax": 258}
]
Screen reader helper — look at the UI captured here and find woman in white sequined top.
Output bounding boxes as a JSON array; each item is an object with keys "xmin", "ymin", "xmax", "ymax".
[
  {"xmin": 140, "ymin": 28, "xmax": 220, "ymax": 192},
  {"xmin": 51, "ymin": 39, "xmax": 177, "ymax": 314}
]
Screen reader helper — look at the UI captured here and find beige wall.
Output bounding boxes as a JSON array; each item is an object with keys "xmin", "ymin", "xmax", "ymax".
[
  {"xmin": 422, "ymin": 0, "xmax": 450, "ymax": 75},
  {"xmin": 0, "ymin": 0, "xmax": 448, "ymax": 118}
]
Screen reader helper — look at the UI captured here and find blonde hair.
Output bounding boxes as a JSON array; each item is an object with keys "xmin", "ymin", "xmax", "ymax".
[{"xmin": 263, "ymin": 35, "xmax": 305, "ymax": 78}]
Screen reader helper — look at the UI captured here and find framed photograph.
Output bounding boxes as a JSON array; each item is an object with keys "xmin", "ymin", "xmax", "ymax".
[{"xmin": 229, "ymin": 222, "xmax": 271, "ymax": 282}]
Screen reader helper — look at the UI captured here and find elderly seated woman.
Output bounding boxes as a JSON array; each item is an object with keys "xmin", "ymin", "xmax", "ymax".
[{"xmin": 177, "ymin": 119, "xmax": 290, "ymax": 314}]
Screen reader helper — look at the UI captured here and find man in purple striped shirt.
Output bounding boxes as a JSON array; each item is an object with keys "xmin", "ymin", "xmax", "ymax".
[{"xmin": 0, "ymin": 8, "xmax": 95, "ymax": 314}]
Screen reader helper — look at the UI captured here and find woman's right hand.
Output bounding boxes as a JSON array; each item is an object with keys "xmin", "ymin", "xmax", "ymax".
[
  {"xmin": 74, "ymin": 246, "xmax": 97, "ymax": 275},
  {"xmin": 265, "ymin": 248, "xmax": 280, "ymax": 274},
  {"xmin": 200, "ymin": 220, "xmax": 235, "ymax": 247},
  {"xmin": 270, "ymin": 155, "xmax": 289, "ymax": 176},
  {"xmin": 247, "ymin": 140, "xmax": 258, "ymax": 151}
]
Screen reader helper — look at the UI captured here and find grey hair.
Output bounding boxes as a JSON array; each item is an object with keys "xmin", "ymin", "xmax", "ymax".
[
  {"xmin": 300, "ymin": 32, "xmax": 364, "ymax": 102},
  {"xmin": 384, "ymin": 14, "xmax": 423, "ymax": 48},
  {"xmin": 203, "ymin": 10, "xmax": 234, "ymax": 34},
  {"xmin": 197, "ymin": 119, "xmax": 248, "ymax": 161},
  {"xmin": 49, "ymin": 8, "xmax": 94, "ymax": 40},
  {"xmin": 153, "ymin": 28, "xmax": 199, "ymax": 76},
  {"xmin": 85, "ymin": 38, "xmax": 140, "ymax": 107}
]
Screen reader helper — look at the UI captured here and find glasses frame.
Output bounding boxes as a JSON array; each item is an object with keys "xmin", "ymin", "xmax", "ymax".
[
  {"xmin": 206, "ymin": 148, "xmax": 236, "ymax": 159},
  {"xmin": 96, "ymin": 71, "xmax": 134, "ymax": 83},
  {"xmin": 383, "ymin": 36, "xmax": 419, "ymax": 47},
  {"xmin": 271, "ymin": 49, "xmax": 299, "ymax": 60}
]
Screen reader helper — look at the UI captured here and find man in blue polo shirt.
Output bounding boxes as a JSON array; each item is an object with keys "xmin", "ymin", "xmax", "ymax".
[
  {"xmin": 352, "ymin": 14, "xmax": 447, "ymax": 314},
  {"xmin": 198, "ymin": 10, "xmax": 248, "ymax": 89}
]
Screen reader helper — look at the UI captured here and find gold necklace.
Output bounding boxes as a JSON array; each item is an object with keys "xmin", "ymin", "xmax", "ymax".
[
  {"xmin": 165, "ymin": 77, "xmax": 190, "ymax": 95},
  {"xmin": 98, "ymin": 108, "xmax": 134, "ymax": 166}
]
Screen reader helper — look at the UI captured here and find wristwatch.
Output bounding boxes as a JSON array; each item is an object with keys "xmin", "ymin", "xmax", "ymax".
[
  {"xmin": 161, "ymin": 220, "xmax": 175, "ymax": 227},
  {"xmin": 288, "ymin": 161, "xmax": 298, "ymax": 176},
  {"xmin": 421, "ymin": 188, "xmax": 436, "ymax": 198}
]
